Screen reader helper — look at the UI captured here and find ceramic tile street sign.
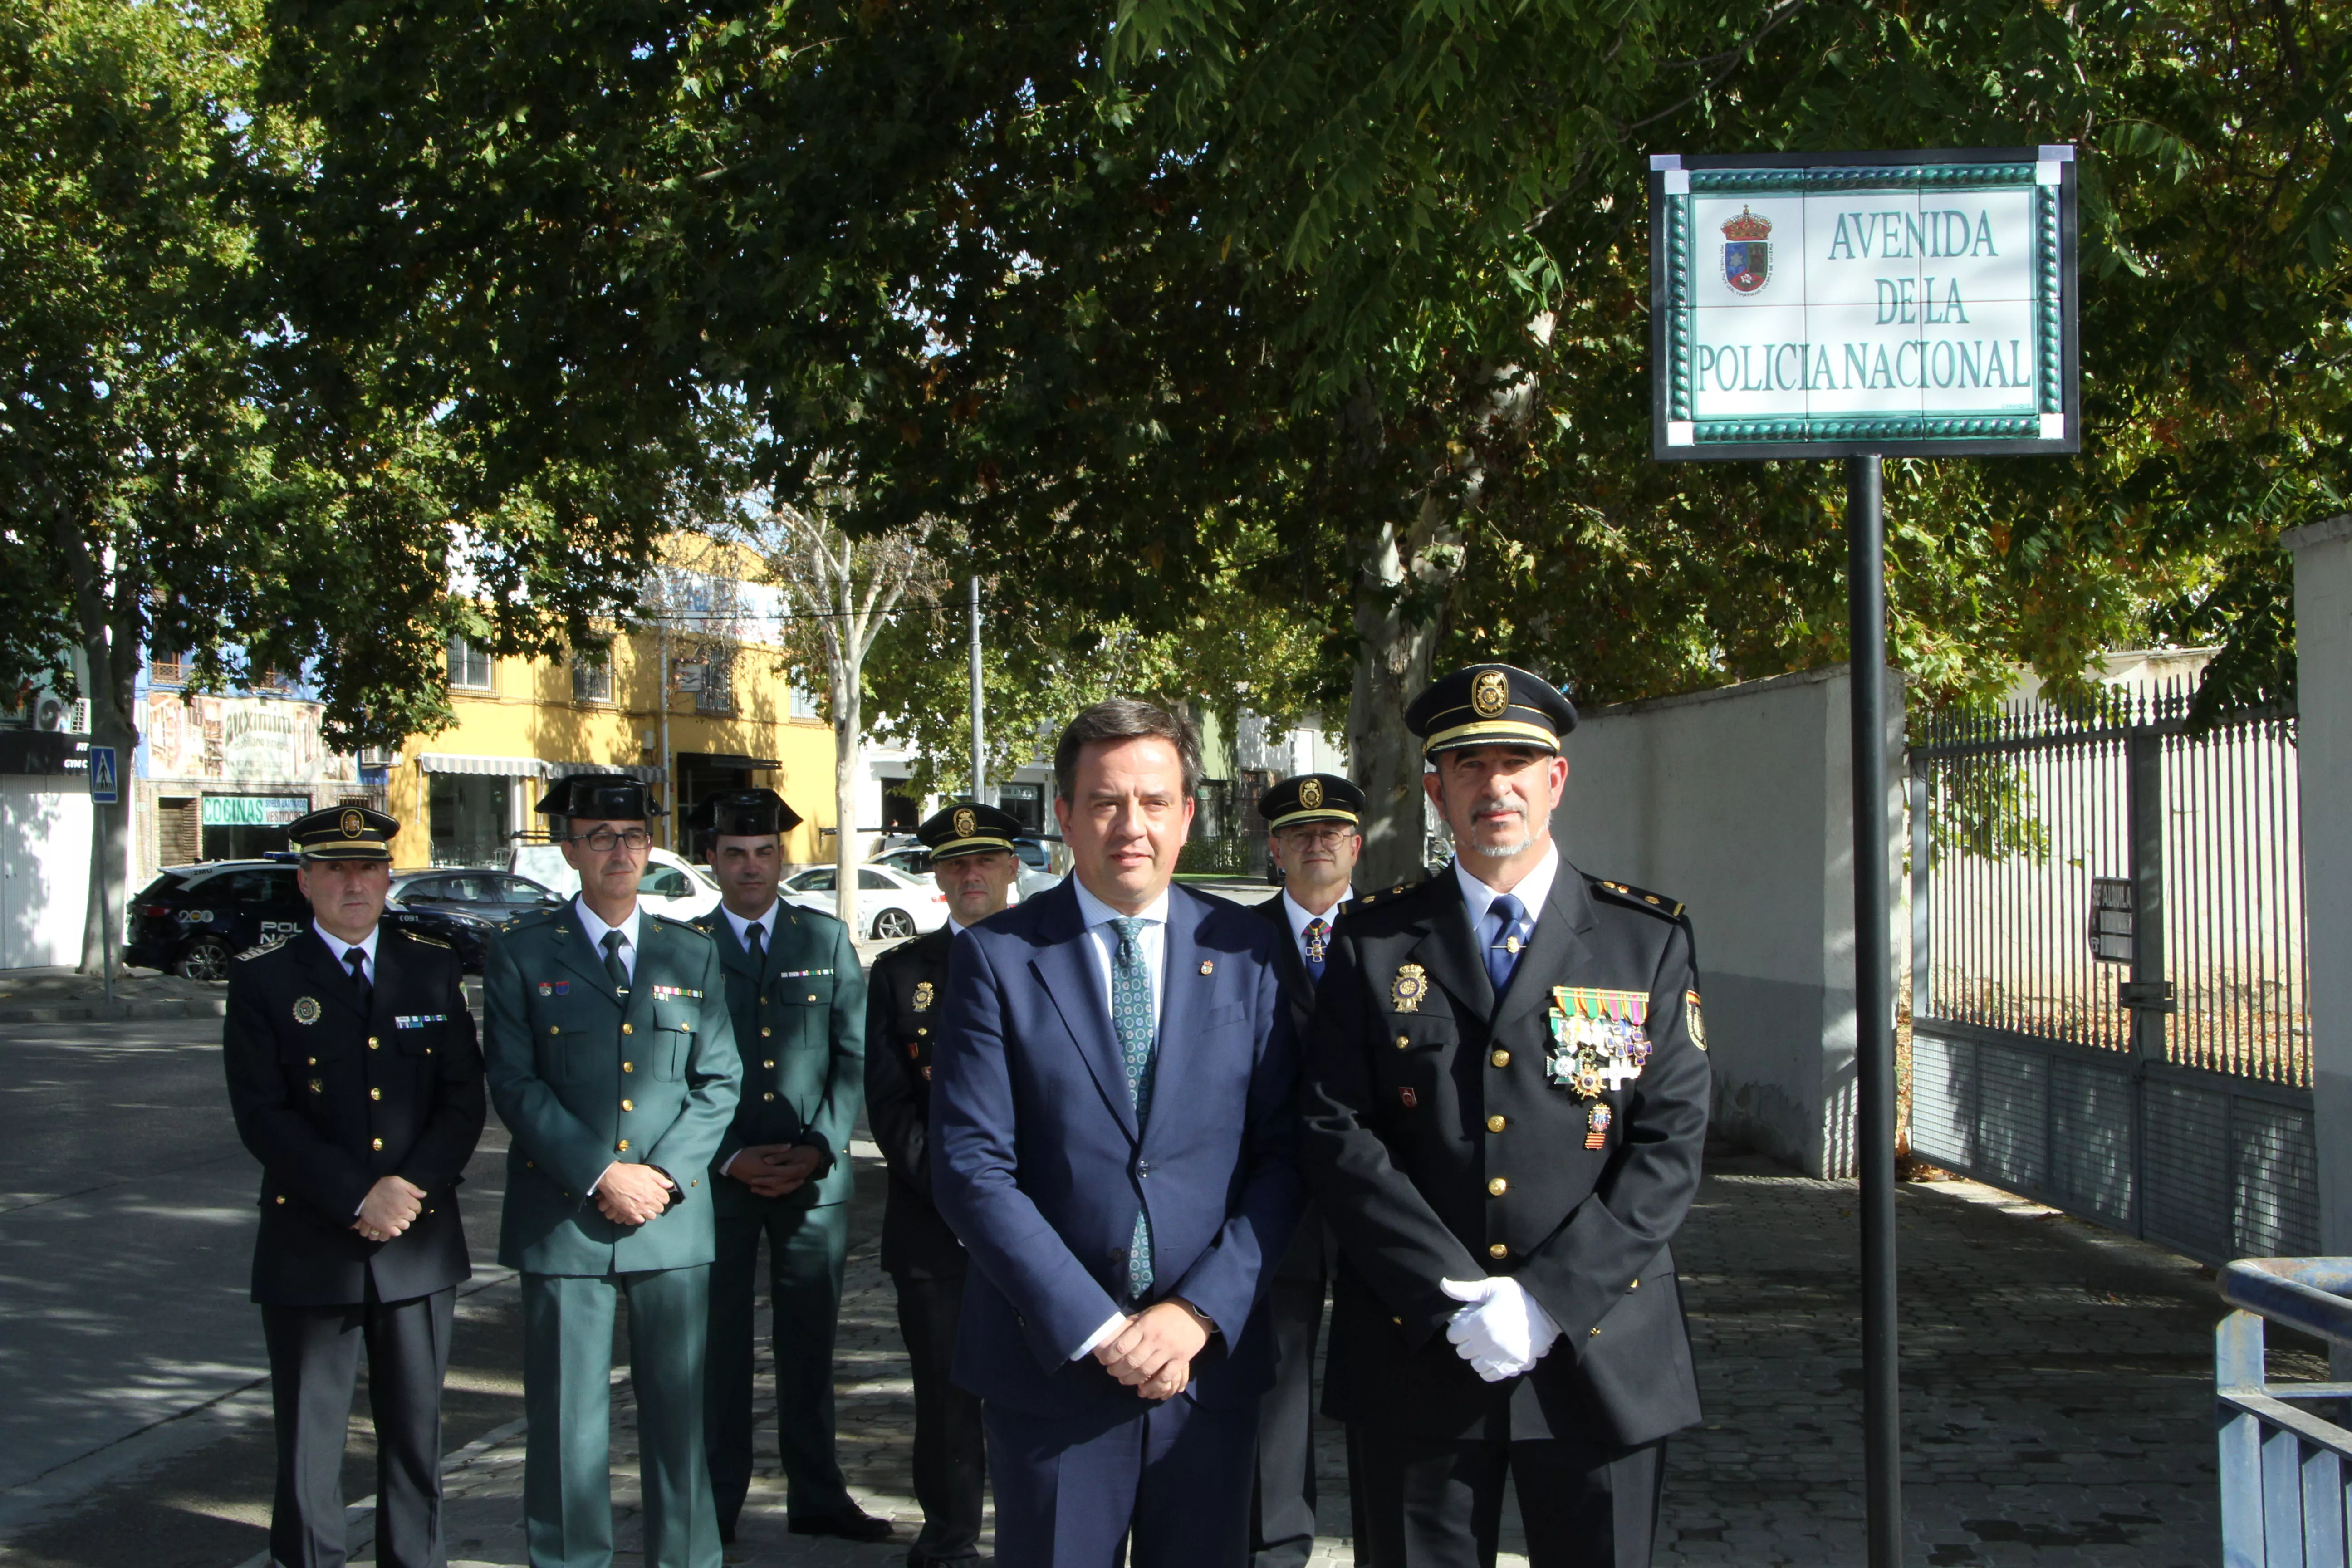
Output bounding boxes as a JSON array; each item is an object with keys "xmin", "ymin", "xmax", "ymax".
[{"xmin": 1649, "ymin": 148, "xmax": 2080, "ymax": 461}]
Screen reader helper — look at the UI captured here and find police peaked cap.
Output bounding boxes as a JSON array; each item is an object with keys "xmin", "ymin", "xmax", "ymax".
[
  {"xmin": 1257, "ymin": 773, "xmax": 1365, "ymax": 831},
  {"xmin": 916, "ymin": 801, "xmax": 1023, "ymax": 862},
  {"xmin": 1406, "ymin": 663, "xmax": 1578, "ymax": 755},
  {"xmin": 289, "ymin": 804, "xmax": 398, "ymax": 862},
  {"xmin": 535, "ymin": 772, "xmax": 663, "ymax": 821},
  {"xmin": 690, "ymin": 788, "xmax": 803, "ymax": 838}
]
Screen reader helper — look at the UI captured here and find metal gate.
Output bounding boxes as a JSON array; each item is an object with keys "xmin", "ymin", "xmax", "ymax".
[{"xmin": 1907, "ymin": 684, "xmax": 2316, "ymax": 1265}]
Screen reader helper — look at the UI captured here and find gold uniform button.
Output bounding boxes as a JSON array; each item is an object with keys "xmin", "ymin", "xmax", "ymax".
[
  {"xmin": 762, "ymin": 1059, "xmax": 775, "ymax": 1069},
  {"xmin": 622, "ymin": 1023, "xmax": 634, "ymax": 1035},
  {"xmin": 306, "ymin": 1056, "xmax": 317, "ymax": 1066},
  {"xmin": 917, "ymin": 1027, "xmax": 928, "ymax": 1037},
  {"xmin": 367, "ymin": 1036, "xmax": 379, "ymax": 1049},
  {"xmin": 370, "ymin": 1137, "xmax": 383, "ymax": 1151},
  {"xmin": 1487, "ymin": 1115, "xmax": 1507, "ymax": 1132},
  {"xmin": 1489, "ymin": 1242, "xmax": 1508, "ymax": 1259},
  {"xmin": 1396, "ymin": 1034, "xmax": 1410, "ymax": 1050},
  {"xmin": 761, "ymin": 1026, "xmax": 773, "ymax": 1038},
  {"xmin": 1392, "ymin": 1315, "xmax": 1404, "ymax": 1326},
  {"xmin": 274, "ymin": 1195, "xmax": 286, "ymax": 1205},
  {"xmin": 1491, "ymin": 1049, "xmax": 1511, "ymax": 1068},
  {"xmin": 622, "ymin": 1062, "xmax": 633, "ymax": 1073},
  {"xmin": 620, "ymin": 1098, "xmax": 633, "ymax": 1111},
  {"xmin": 1487, "ymin": 1177, "xmax": 1508, "ymax": 1196},
  {"xmin": 525, "ymin": 1160, "xmax": 534, "ymax": 1168},
  {"xmin": 550, "ymin": 1026, "xmax": 560, "ymax": 1036},
  {"xmin": 763, "ymin": 1091, "xmax": 776, "ymax": 1102},
  {"xmin": 370, "ymin": 1087, "xmax": 382, "ymax": 1101},
  {"xmin": 1629, "ymin": 1278, "xmax": 1641, "ymax": 1290},
  {"xmin": 617, "ymin": 1139, "xmax": 629, "ymax": 1152},
  {"xmin": 806, "ymin": 993, "xmax": 817, "ymax": 1002}
]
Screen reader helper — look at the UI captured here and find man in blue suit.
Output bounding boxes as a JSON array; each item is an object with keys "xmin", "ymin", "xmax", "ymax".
[{"xmin": 932, "ymin": 698, "xmax": 1306, "ymax": 1568}]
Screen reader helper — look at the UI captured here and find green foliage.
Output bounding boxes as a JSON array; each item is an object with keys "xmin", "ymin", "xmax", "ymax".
[{"xmin": 1929, "ymin": 757, "xmax": 2053, "ymax": 868}]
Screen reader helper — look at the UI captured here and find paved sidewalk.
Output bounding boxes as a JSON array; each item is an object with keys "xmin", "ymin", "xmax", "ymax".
[
  {"xmin": 0, "ymin": 965, "xmax": 226, "ymax": 1023},
  {"xmin": 307, "ymin": 1147, "xmax": 2272, "ymax": 1568}
]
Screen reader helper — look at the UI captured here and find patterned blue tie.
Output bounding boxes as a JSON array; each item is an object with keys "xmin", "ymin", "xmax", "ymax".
[
  {"xmin": 1109, "ymin": 916, "xmax": 1156, "ymax": 1301},
  {"xmin": 1485, "ymin": 893, "xmax": 1528, "ymax": 997},
  {"xmin": 1303, "ymin": 917, "xmax": 1330, "ymax": 982}
]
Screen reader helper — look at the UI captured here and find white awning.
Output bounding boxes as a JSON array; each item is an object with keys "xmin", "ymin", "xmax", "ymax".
[
  {"xmin": 544, "ymin": 760, "xmax": 666, "ymax": 784},
  {"xmin": 416, "ymin": 753, "xmax": 549, "ymax": 778}
]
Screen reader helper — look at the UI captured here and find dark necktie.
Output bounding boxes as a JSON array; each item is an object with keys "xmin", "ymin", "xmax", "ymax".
[
  {"xmin": 601, "ymin": 930, "xmax": 630, "ymax": 994},
  {"xmin": 746, "ymin": 920, "xmax": 766, "ymax": 969},
  {"xmin": 1109, "ymin": 916, "xmax": 1155, "ymax": 1300},
  {"xmin": 1303, "ymin": 916, "xmax": 1330, "ymax": 982},
  {"xmin": 344, "ymin": 946, "xmax": 371, "ymax": 1013},
  {"xmin": 1485, "ymin": 893, "xmax": 1528, "ymax": 996}
]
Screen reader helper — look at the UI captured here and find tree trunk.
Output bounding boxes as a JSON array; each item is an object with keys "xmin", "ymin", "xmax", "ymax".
[
  {"xmin": 1346, "ymin": 481, "xmax": 1465, "ymax": 889},
  {"xmin": 832, "ymin": 619, "xmax": 862, "ymax": 936},
  {"xmin": 49, "ymin": 516, "xmax": 139, "ymax": 977}
]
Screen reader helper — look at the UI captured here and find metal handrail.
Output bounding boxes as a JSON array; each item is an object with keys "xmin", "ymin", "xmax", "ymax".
[{"xmin": 2217, "ymin": 1258, "xmax": 2352, "ymax": 1566}]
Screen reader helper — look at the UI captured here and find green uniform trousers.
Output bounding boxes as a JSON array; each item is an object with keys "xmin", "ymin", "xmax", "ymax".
[
  {"xmin": 522, "ymin": 1268, "xmax": 722, "ymax": 1568},
  {"xmin": 705, "ymin": 1197, "xmax": 853, "ymax": 1528}
]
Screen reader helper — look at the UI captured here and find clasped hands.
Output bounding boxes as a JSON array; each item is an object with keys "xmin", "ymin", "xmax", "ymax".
[
  {"xmin": 727, "ymin": 1142, "xmax": 823, "ymax": 1199},
  {"xmin": 594, "ymin": 1160, "xmax": 677, "ymax": 1225},
  {"xmin": 1093, "ymin": 1300, "xmax": 1211, "ymax": 1401},
  {"xmin": 353, "ymin": 1175, "xmax": 426, "ymax": 1243},
  {"xmin": 1440, "ymin": 1276, "xmax": 1563, "ymax": 1383}
]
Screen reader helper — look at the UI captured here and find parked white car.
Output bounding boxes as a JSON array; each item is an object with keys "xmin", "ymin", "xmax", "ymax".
[
  {"xmin": 506, "ymin": 842, "xmax": 725, "ymax": 921},
  {"xmin": 780, "ymin": 863, "xmax": 950, "ymax": 940},
  {"xmin": 868, "ymin": 836, "xmax": 1065, "ymax": 901}
]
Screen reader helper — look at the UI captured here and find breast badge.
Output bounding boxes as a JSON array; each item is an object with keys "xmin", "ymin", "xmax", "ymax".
[
  {"xmin": 912, "ymin": 980, "xmax": 935, "ymax": 1012},
  {"xmin": 1391, "ymin": 963, "xmax": 1430, "ymax": 1014},
  {"xmin": 292, "ymin": 996, "xmax": 322, "ymax": 1025},
  {"xmin": 1585, "ymin": 1102, "xmax": 1612, "ymax": 1149},
  {"xmin": 1548, "ymin": 987, "xmax": 1652, "ymax": 1098}
]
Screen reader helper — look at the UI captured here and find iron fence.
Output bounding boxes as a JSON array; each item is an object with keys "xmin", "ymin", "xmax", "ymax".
[{"xmin": 2216, "ymin": 1257, "xmax": 2352, "ymax": 1568}]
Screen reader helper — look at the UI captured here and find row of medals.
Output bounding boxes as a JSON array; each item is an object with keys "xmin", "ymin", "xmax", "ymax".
[{"xmin": 1550, "ymin": 991, "xmax": 1651, "ymax": 1149}]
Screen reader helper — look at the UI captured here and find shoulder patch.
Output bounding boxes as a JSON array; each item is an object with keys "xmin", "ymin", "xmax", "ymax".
[
  {"xmin": 1588, "ymin": 876, "xmax": 1686, "ymax": 920},
  {"xmin": 235, "ymin": 936, "xmax": 288, "ymax": 962}
]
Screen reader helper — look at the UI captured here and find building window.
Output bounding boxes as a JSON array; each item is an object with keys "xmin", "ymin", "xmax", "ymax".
[
  {"xmin": 572, "ymin": 650, "xmax": 613, "ymax": 703},
  {"xmin": 429, "ymin": 774, "xmax": 514, "ymax": 866},
  {"xmin": 447, "ymin": 637, "xmax": 493, "ymax": 691},
  {"xmin": 156, "ymin": 796, "xmax": 199, "ymax": 865},
  {"xmin": 696, "ymin": 647, "xmax": 735, "ymax": 716},
  {"xmin": 790, "ymin": 684, "xmax": 821, "ymax": 720},
  {"xmin": 149, "ymin": 645, "xmax": 186, "ymax": 686}
]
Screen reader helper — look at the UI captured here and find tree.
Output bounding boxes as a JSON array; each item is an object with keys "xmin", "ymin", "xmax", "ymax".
[{"xmin": 752, "ymin": 495, "xmax": 941, "ymax": 931}]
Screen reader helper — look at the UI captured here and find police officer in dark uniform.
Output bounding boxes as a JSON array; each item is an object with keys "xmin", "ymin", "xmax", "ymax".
[
  {"xmin": 1247, "ymin": 773, "xmax": 1364, "ymax": 1568},
  {"xmin": 222, "ymin": 804, "xmax": 486, "ymax": 1568},
  {"xmin": 864, "ymin": 801, "xmax": 1024, "ymax": 1567},
  {"xmin": 685, "ymin": 789, "xmax": 888, "ymax": 1546},
  {"xmin": 1299, "ymin": 664, "xmax": 1710, "ymax": 1568}
]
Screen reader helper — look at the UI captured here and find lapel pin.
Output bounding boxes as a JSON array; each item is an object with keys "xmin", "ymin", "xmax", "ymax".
[{"xmin": 1199, "ymin": 960, "xmax": 1215, "ymax": 975}]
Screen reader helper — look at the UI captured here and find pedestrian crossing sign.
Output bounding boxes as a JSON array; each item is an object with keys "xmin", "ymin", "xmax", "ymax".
[{"xmin": 88, "ymin": 745, "xmax": 118, "ymax": 804}]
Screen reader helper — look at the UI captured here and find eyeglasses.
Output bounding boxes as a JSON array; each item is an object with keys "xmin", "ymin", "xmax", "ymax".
[
  {"xmin": 1279, "ymin": 827, "xmax": 1355, "ymax": 848},
  {"xmin": 571, "ymin": 828, "xmax": 653, "ymax": 852}
]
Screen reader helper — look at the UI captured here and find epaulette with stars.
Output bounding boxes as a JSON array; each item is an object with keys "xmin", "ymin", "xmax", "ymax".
[
  {"xmin": 1587, "ymin": 875, "xmax": 1687, "ymax": 921},
  {"xmin": 235, "ymin": 935, "xmax": 289, "ymax": 962},
  {"xmin": 652, "ymin": 910, "xmax": 710, "ymax": 935},
  {"xmin": 1342, "ymin": 872, "xmax": 1436, "ymax": 916}
]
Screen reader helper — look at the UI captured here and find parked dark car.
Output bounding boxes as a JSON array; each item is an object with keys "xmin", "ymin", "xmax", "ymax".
[
  {"xmin": 126, "ymin": 859, "xmax": 311, "ymax": 981},
  {"xmin": 126, "ymin": 861, "xmax": 560, "ymax": 981},
  {"xmin": 383, "ymin": 869, "xmax": 563, "ymax": 970}
]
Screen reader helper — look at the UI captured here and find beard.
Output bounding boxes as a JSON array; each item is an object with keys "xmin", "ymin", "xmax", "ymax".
[{"xmin": 1462, "ymin": 810, "xmax": 1532, "ymax": 859}]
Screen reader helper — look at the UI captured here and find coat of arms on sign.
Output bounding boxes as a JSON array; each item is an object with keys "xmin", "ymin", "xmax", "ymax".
[{"xmin": 1721, "ymin": 206, "xmax": 1772, "ymax": 294}]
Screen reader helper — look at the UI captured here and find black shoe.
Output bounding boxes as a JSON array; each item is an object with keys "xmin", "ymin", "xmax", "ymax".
[
  {"xmin": 718, "ymin": 1519, "xmax": 738, "ymax": 1545},
  {"xmin": 790, "ymin": 1505, "xmax": 895, "ymax": 1543}
]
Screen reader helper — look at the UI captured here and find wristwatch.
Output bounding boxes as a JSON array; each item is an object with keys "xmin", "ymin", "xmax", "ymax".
[{"xmin": 1170, "ymin": 1295, "xmax": 1220, "ymax": 1339}]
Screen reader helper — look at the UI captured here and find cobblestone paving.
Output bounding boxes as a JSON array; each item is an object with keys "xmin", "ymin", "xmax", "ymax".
[{"xmin": 353, "ymin": 1146, "xmax": 2285, "ymax": 1567}]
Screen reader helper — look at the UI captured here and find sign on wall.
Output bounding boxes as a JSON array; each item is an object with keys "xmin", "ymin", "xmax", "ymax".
[{"xmin": 1649, "ymin": 148, "xmax": 2079, "ymax": 460}]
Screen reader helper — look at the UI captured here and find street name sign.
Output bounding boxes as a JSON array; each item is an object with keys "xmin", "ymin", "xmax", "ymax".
[
  {"xmin": 88, "ymin": 744, "xmax": 118, "ymax": 805},
  {"xmin": 1649, "ymin": 147, "xmax": 2079, "ymax": 460}
]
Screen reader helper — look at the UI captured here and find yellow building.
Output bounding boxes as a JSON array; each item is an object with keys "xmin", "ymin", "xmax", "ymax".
[{"xmin": 377, "ymin": 565, "xmax": 838, "ymax": 868}]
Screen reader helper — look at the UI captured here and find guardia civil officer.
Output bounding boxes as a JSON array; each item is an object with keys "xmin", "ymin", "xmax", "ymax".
[
  {"xmin": 222, "ymin": 804, "xmax": 485, "ymax": 1568},
  {"xmin": 684, "ymin": 790, "xmax": 889, "ymax": 1546},
  {"xmin": 1248, "ymin": 773, "xmax": 1364, "ymax": 1568},
  {"xmin": 1299, "ymin": 665, "xmax": 1710, "ymax": 1568},
  {"xmin": 864, "ymin": 801, "xmax": 1025, "ymax": 1567},
  {"xmin": 482, "ymin": 774, "xmax": 742, "ymax": 1568}
]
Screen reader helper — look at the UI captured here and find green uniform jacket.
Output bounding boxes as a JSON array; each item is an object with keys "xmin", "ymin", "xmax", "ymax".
[
  {"xmin": 484, "ymin": 904, "xmax": 743, "ymax": 1275},
  {"xmin": 689, "ymin": 903, "xmax": 865, "ymax": 1210}
]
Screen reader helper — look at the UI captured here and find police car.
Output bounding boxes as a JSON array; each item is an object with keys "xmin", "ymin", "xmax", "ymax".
[{"xmin": 125, "ymin": 858, "xmax": 314, "ymax": 980}]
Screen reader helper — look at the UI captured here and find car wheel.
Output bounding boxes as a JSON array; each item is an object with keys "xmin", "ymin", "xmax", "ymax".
[
  {"xmin": 177, "ymin": 936, "xmax": 231, "ymax": 983},
  {"xmin": 871, "ymin": 908, "xmax": 916, "ymax": 940}
]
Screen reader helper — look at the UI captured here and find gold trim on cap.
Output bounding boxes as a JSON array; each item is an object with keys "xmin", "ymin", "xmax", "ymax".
[
  {"xmin": 929, "ymin": 834, "xmax": 1016, "ymax": 858},
  {"xmin": 1422, "ymin": 719, "xmax": 1563, "ymax": 754},
  {"xmin": 1267, "ymin": 808, "xmax": 1360, "ymax": 830}
]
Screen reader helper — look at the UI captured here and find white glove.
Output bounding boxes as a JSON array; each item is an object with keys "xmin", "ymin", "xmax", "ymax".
[{"xmin": 1441, "ymin": 1276, "xmax": 1564, "ymax": 1382}]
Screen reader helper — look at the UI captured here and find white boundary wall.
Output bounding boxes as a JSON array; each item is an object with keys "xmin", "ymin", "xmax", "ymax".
[{"xmin": 1551, "ymin": 664, "xmax": 1905, "ymax": 1177}]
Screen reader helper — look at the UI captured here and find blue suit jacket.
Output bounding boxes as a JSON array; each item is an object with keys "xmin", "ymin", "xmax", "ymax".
[{"xmin": 931, "ymin": 878, "xmax": 1304, "ymax": 1418}]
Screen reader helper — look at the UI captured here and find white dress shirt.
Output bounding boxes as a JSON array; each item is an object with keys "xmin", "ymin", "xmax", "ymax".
[
  {"xmin": 572, "ymin": 895, "xmax": 642, "ymax": 982},
  {"xmin": 720, "ymin": 899, "xmax": 779, "ymax": 956},
  {"xmin": 1278, "ymin": 887, "xmax": 1352, "ymax": 967},
  {"xmin": 1067, "ymin": 876, "xmax": 1174, "ymax": 1360},
  {"xmin": 1453, "ymin": 842, "xmax": 1561, "ymax": 943},
  {"xmin": 311, "ymin": 920, "xmax": 381, "ymax": 984}
]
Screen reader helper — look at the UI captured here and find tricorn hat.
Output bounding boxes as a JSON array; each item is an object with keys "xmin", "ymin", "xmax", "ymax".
[
  {"xmin": 687, "ymin": 788, "xmax": 803, "ymax": 838},
  {"xmin": 535, "ymin": 772, "xmax": 662, "ymax": 821}
]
